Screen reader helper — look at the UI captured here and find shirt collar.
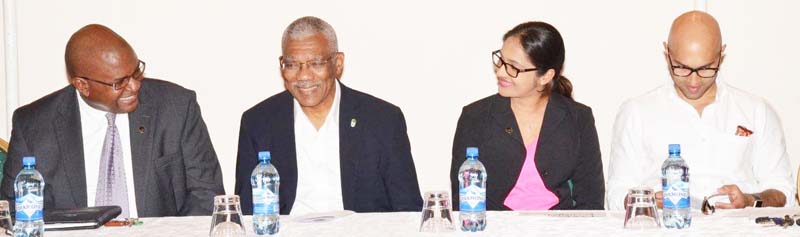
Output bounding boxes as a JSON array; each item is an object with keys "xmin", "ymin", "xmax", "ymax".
[
  {"xmin": 76, "ymin": 90, "xmax": 125, "ymax": 122},
  {"xmin": 293, "ymin": 80, "xmax": 342, "ymax": 128}
]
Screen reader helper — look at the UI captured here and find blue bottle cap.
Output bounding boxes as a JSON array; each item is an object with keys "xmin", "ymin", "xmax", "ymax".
[
  {"xmin": 22, "ymin": 156, "xmax": 36, "ymax": 166},
  {"xmin": 466, "ymin": 147, "xmax": 479, "ymax": 158},
  {"xmin": 258, "ymin": 151, "xmax": 271, "ymax": 162},
  {"xmin": 668, "ymin": 144, "xmax": 681, "ymax": 155}
]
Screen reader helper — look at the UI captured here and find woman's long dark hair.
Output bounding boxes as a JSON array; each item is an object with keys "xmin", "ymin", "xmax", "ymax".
[{"xmin": 503, "ymin": 21, "xmax": 573, "ymax": 99}]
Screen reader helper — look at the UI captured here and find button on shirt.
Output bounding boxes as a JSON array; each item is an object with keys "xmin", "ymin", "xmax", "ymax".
[
  {"xmin": 606, "ymin": 80, "xmax": 795, "ymax": 210},
  {"xmin": 77, "ymin": 92, "xmax": 139, "ymax": 217},
  {"xmin": 292, "ymin": 81, "xmax": 344, "ymax": 215}
]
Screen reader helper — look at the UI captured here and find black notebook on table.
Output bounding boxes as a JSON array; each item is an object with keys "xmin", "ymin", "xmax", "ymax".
[{"xmin": 43, "ymin": 206, "xmax": 121, "ymax": 231}]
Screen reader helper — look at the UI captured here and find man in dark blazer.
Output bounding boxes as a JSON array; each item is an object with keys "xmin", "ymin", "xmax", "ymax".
[
  {"xmin": 235, "ymin": 16, "xmax": 422, "ymax": 215},
  {"xmin": 1, "ymin": 24, "xmax": 224, "ymax": 217}
]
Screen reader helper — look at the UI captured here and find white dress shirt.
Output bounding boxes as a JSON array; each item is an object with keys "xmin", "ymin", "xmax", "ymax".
[
  {"xmin": 291, "ymin": 81, "xmax": 344, "ymax": 215},
  {"xmin": 606, "ymin": 79, "xmax": 795, "ymax": 210},
  {"xmin": 77, "ymin": 91, "xmax": 139, "ymax": 217}
]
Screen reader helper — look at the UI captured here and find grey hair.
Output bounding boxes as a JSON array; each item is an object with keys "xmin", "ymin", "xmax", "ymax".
[{"xmin": 281, "ymin": 16, "xmax": 338, "ymax": 53}]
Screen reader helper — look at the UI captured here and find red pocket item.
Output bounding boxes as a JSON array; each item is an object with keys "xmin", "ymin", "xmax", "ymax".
[{"xmin": 736, "ymin": 125, "xmax": 753, "ymax": 137}]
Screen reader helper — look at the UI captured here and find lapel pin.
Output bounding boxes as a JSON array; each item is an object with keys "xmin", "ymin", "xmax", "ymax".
[
  {"xmin": 350, "ymin": 118, "xmax": 357, "ymax": 128},
  {"xmin": 138, "ymin": 126, "xmax": 145, "ymax": 134},
  {"xmin": 505, "ymin": 127, "xmax": 513, "ymax": 134}
]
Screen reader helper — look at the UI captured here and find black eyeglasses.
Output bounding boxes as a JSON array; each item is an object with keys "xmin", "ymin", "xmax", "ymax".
[
  {"xmin": 492, "ymin": 50, "xmax": 537, "ymax": 78},
  {"xmin": 667, "ymin": 54, "xmax": 720, "ymax": 78},
  {"xmin": 279, "ymin": 53, "xmax": 337, "ymax": 73},
  {"xmin": 77, "ymin": 60, "xmax": 146, "ymax": 91}
]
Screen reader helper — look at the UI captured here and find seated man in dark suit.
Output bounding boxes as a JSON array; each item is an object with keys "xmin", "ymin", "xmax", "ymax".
[
  {"xmin": 235, "ymin": 16, "xmax": 423, "ymax": 215},
  {"xmin": 1, "ymin": 24, "xmax": 225, "ymax": 218}
]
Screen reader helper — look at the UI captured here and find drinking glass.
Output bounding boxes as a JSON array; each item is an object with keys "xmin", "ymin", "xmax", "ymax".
[
  {"xmin": 209, "ymin": 195, "xmax": 246, "ymax": 237},
  {"xmin": 624, "ymin": 187, "xmax": 661, "ymax": 229},
  {"xmin": 0, "ymin": 201, "xmax": 11, "ymax": 237},
  {"xmin": 419, "ymin": 191, "xmax": 455, "ymax": 232}
]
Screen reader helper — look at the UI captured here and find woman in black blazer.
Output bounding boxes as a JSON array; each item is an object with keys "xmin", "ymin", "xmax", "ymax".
[{"xmin": 451, "ymin": 22, "xmax": 604, "ymax": 211}]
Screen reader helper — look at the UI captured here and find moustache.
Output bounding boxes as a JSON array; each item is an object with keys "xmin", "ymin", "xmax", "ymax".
[{"xmin": 291, "ymin": 81, "xmax": 321, "ymax": 89}]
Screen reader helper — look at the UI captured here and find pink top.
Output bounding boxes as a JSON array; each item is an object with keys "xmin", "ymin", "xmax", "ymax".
[{"xmin": 503, "ymin": 138, "xmax": 559, "ymax": 210}]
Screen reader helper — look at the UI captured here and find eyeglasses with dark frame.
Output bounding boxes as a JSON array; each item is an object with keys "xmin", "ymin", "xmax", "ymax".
[
  {"xmin": 667, "ymin": 53, "xmax": 720, "ymax": 78},
  {"xmin": 77, "ymin": 60, "xmax": 146, "ymax": 91},
  {"xmin": 279, "ymin": 53, "xmax": 338, "ymax": 73},
  {"xmin": 492, "ymin": 50, "xmax": 537, "ymax": 78}
]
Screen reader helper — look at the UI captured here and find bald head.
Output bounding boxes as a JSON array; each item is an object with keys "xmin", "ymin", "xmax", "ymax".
[
  {"xmin": 667, "ymin": 11, "xmax": 723, "ymax": 58},
  {"xmin": 65, "ymin": 24, "xmax": 143, "ymax": 114},
  {"xmin": 65, "ymin": 24, "xmax": 137, "ymax": 77},
  {"xmin": 664, "ymin": 11, "xmax": 726, "ymax": 106}
]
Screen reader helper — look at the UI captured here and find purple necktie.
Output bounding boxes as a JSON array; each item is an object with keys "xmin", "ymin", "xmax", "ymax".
[{"xmin": 96, "ymin": 113, "xmax": 130, "ymax": 218}]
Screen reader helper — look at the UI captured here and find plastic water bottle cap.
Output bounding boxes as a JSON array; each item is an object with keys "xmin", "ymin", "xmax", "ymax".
[
  {"xmin": 258, "ymin": 151, "xmax": 271, "ymax": 162},
  {"xmin": 22, "ymin": 156, "xmax": 36, "ymax": 166},
  {"xmin": 668, "ymin": 144, "xmax": 681, "ymax": 155},
  {"xmin": 466, "ymin": 147, "xmax": 479, "ymax": 159}
]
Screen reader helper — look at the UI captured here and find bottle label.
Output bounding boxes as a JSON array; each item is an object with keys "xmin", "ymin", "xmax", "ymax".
[
  {"xmin": 253, "ymin": 188, "xmax": 279, "ymax": 215},
  {"xmin": 459, "ymin": 185, "xmax": 486, "ymax": 212},
  {"xmin": 663, "ymin": 169, "xmax": 689, "ymax": 208},
  {"xmin": 15, "ymin": 193, "xmax": 43, "ymax": 221}
]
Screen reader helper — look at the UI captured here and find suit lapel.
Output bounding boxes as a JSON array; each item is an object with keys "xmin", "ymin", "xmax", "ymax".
[
  {"xmin": 488, "ymin": 95, "xmax": 526, "ymax": 192},
  {"xmin": 128, "ymin": 82, "xmax": 157, "ymax": 214},
  {"xmin": 490, "ymin": 96, "xmax": 524, "ymax": 147},
  {"xmin": 487, "ymin": 94, "xmax": 567, "ymax": 194},
  {"xmin": 337, "ymin": 83, "xmax": 361, "ymax": 210},
  {"xmin": 273, "ymin": 92, "xmax": 298, "ymax": 213},
  {"xmin": 54, "ymin": 88, "xmax": 88, "ymax": 207},
  {"xmin": 537, "ymin": 94, "xmax": 567, "ymax": 148}
]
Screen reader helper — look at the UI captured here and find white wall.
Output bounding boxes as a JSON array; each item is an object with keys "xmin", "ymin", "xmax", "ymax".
[
  {"xmin": 1, "ymin": 0, "xmax": 798, "ymax": 196},
  {"xmin": 0, "ymin": 2, "xmax": 7, "ymax": 139}
]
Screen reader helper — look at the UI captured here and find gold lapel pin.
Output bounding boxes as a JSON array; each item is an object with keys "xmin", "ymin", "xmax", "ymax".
[
  {"xmin": 350, "ymin": 118, "xmax": 357, "ymax": 128},
  {"xmin": 505, "ymin": 127, "xmax": 513, "ymax": 134}
]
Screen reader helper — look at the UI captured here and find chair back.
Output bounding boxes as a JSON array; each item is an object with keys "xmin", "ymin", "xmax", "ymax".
[
  {"xmin": 0, "ymin": 138, "xmax": 7, "ymax": 154},
  {"xmin": 0, "ymin": 138, "xmax": 7, "ymax": 178}
]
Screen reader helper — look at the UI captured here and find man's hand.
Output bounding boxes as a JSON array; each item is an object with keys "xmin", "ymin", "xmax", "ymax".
[
  {"xmin": 713, "ymin": 185, "xmax": 787, "ymax": 209},
  {"xmin": 714, "ymin": 185, "xmax": 752, "ymax": 209}
]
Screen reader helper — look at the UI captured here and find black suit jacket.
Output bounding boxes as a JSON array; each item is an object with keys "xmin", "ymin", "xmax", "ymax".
[
  {"xmin": 235, "ymin": 82, "xmax": 423, "ymax": 215},
  {"xmin": 450, "ymin": 93, "xmax": 604, "ymax": 210},
  {"xmin": 1, "ymin": 79, "xmax": 225, "ymax": 217}
]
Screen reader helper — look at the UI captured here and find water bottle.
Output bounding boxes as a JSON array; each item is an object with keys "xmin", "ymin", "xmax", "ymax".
[
  {"xmin": 251, "ymin": 151, "xmax": 280, "ymax": 235},
  {"xmin": 14, "ymin": 157, "xmax": 44, "ymax": 237},
  {"xmin": 458, "ymin": 147, "xmax": 487, "ymax": 232},
  {"xmin": 661, "ymin": 144, "xmax": 691, "ymax": 229}
]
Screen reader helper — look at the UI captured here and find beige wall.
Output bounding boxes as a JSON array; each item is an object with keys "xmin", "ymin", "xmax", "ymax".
[
  {"xmin": 1, "ymin": 4, "xmax": 6, "ymax": 139},
  {"xmin": 2, "ymin": 0, "xmax": 799, "ymax": 196}
]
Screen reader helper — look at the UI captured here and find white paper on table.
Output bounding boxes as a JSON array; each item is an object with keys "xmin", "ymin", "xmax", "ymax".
[
  {"xmin": 517, "ymin": 210, "xmax": 607, "ymax": 218},
  {"xmin": 290, "ymin": 210, "xmax": 355, "ymax": 223}
]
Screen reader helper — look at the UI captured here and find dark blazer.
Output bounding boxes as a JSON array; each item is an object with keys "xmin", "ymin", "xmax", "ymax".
[
  {"xmin": 235, "ymin": 82, "xmax": 423, "ymax": 215},
  {"xmin": 0, "ymin": 79, "xmax": 225, "ymax": 217},
  {"xmin": 450, "ymin": 93, "xmax": 604, "ymax": 210}
]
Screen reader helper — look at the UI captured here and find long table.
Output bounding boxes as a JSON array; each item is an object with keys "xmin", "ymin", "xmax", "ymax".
[{"xmin": 47, "ymin": 208, "xmax": 800, "ymax": 236}]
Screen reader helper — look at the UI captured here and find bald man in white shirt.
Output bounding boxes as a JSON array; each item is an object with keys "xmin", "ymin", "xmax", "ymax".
[{"xmin": 606, "ymin": 11, "xmax": 794, "ymax": 211}]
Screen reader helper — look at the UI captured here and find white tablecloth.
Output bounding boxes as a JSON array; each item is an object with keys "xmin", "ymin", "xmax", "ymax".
[{"xmin": 46, "ymin": 208, "xmax": 800, "ymax": 236}]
